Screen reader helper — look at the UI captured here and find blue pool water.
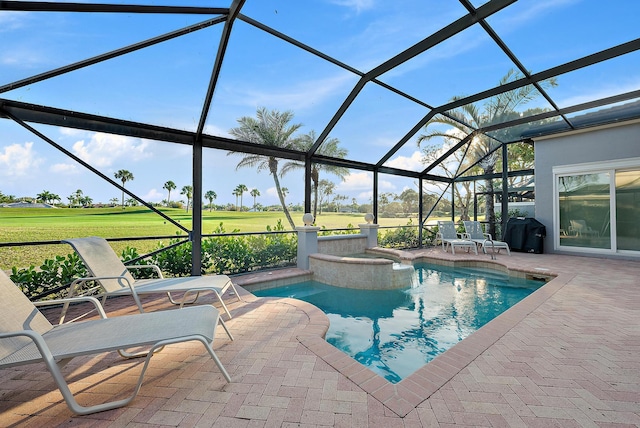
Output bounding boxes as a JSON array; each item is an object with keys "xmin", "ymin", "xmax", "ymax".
[{"xmin": 253, "ymin": 262, "xmax": 543, "ymax": 383}]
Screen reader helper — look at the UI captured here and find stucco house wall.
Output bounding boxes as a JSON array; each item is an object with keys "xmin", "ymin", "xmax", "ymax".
[{"xmin": 534, "ymin": 120, "xmax": 640, "ymax": 255}]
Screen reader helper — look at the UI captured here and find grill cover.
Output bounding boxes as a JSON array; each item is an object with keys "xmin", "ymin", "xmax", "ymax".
[{"xmin": 503, "ymin": 217, "xmax": 546, "ymax": 254}]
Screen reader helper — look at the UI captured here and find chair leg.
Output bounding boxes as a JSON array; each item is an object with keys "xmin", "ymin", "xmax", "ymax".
[
  {"xmin": 212, "ymin": 292, "xmax": 233, "ymax": 320},
  {"xmin": 228, "ymin": 282, "xmax": 243, "ymax": 302},
  {"xmin": 219, "ymin": 318, "xmax": 234, "ymax": 341},
  {"xmin": 168, "ymin": 291, "xmax": 200, "ymax": 305},
  {"xmin": 60, "ymin": 336, "xmax": 229, "ymax": 415}
]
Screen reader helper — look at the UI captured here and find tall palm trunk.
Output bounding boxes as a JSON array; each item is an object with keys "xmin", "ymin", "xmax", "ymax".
[
  {"xmin": 485, "ymin": 167, "xmax": 496, "ymax": 238},
  {"xmin": 270, "ymin": 158, "xmax": 296, "ymax": 229},
  {"xmin": 311, "ymin": 167, "xmax": 319, "ymax": 219}
]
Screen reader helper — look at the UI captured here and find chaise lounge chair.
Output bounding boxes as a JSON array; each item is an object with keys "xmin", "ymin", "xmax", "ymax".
[
  {"xmin": 62, "ymin": 237, "xmax": 240, "ymax": 322},
  {"xmin": 0, "ymin": 270, "xmax": 231, "ymax": 415},
  {"xmin": 463, "ymin": 220, "xmax": 511, "ymax": 255},
  {"xmin": 435, "ymin": 221, "xmax": 478, "ymax": 255},
  {"xmin": 569, "ymin": 219, "xmax": 599, "ymax": 237}
]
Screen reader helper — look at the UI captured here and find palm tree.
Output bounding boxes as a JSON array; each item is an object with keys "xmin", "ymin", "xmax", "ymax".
[
  {"xmin": 204, "ymin": 190, "xmax": 217, "ymax": 212},
  {"xmin": 163, "ymin": 180, "xmax": 176, "ymax": 207},
  {"xmin": 417, "ymin": 69, "xmax": 557, "ymax": 238},
  {"xmin": 68, "ymin": 189, "xmax": 83, "ymax": 207},
  {"xmin": 228, "ymin": 107, "xmax": 304, "ymax": 229},
  {"xmin": 79, "ymin": 195, "xmax": 93, "ymax": 207},
  {"xmin": 234, "ymin": 184, "xmax": 248, "ymax": 211},
  {"xmin": 114, "ymin": 169, "xmax": 134, "ymax": 209},
  {"xmin": 36, "ymin": 190, "xmax": 53, "ymax": 204},
  {"xmin": 317, "ymin": 179, "xmax": 335, "ymax": 215},
  {"xmin": 250, "ymin": 188, "xmax": 260, "ymax": 211},
  {"xmin": 181, "ymin": 185, "xmax": 193, "ymax": 212},
  {"xmin": 109, "ymin": 197, "xmax": 118, "ymax": 206},
  {"xmin": 232, "ymin": 188, "xmax": 240, "ymax": 211},
  {"xmin": 282, "ymin": 130, "xmax": 349, "ymax": 219}
]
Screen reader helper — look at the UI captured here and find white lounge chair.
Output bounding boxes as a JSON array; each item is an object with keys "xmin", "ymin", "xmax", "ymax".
[
  {"xmin": 62, "ymin": 237, "xmax": 240, "ymax": 322},
  {"xmin": 0, "ymin": 270, "xmax": 231, "ymax": 415},
  {"xmin": 463, "ymin": 220, "xmax": 511, "ymax": 255},
  {"xmin": 569, "ymin": 219, "xmax": 599, "ymax": 237},
  {"xmin": 435, "ymin": 221, "xmax": 478, "ymax": 255}
]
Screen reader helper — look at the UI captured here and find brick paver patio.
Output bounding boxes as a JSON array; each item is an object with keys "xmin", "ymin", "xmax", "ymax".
[{"xmin": 1, "ymin": 249, "xmax": 639, "ymax": 427}]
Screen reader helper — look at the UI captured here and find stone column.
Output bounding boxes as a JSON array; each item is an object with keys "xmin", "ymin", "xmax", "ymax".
[
  {"xmin": 359, "ymin": 223, "xmax": 379, "ymax": 248},
  {"xmin": 296, "ymin": 213, "xmax": 320, "ymax": 269}
]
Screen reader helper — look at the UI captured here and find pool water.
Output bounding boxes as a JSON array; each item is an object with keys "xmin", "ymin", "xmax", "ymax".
[{"xmin": 253, "ymin": 262, "xmax": 543, "ymax": 383}]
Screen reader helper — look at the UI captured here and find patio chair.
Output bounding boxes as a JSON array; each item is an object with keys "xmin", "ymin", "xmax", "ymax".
[
  {"xmin": 62, "ymin": 237, "xmax": 240, "ymax": 323},
  {"xmin": 435, "ymin": 221, "xmax": 478, "ymax": 255},
  {"xmin": 0, "ymin": 270, "xmax": 231, "ymax": 415},
  {"xmin": 463, "ymin": 220, "xmax": 511, "ymax": 255},
  {"xmin": 569, "ymin": 219, "xmax": 599, "ymax": 237}
]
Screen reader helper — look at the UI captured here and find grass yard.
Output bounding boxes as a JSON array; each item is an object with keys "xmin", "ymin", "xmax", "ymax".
[{"xmin": 0, "ymin": 207, "xmax": 418, "ymax": 270}]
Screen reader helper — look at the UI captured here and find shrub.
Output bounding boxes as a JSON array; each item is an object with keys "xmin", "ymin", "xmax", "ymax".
[
  {"xmin": 318, "ymin": 223, "xmax": 359, "ymax": 236},
  {"xmin": 378, "ymin": 220, "xmax": 420, "ymax": 249},
  {"xmin": 10, "ymin": 222, "xmax": 298, "ymax": 297},
  {"xmin": 152, "ymin": 236, "xmax": 212, "ymax": 277},
  {"xmin": 120, "ymin": 246, "xmax": 157, "ymax": 279},
  {"xmin": 10, "ymin": 253, "xmax": 87, "ymax": 299},
  {"xmin": 156, "ymin": 221, "xmax": 297, "ymax": 277}
]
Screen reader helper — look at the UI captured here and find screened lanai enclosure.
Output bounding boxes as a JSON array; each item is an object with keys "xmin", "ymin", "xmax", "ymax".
[{"xmin": 2, "ymin": 0, "xmax": 640, "ymax": 270}]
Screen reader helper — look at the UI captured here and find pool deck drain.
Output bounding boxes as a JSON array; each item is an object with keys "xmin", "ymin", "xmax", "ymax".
[{"xmin": 2, "ymin": 249, "xmax": 639, "ymax": 426}]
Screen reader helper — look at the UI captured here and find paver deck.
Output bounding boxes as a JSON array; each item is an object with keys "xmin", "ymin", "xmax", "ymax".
[{"xmin": 1, "ymin": 248, "xmax": 639, "ymax": 427}]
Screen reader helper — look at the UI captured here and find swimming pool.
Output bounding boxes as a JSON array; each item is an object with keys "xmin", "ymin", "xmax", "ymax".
[{"xmin": 253, "ymin": 262, "xmax": 543, "ymax": 383}]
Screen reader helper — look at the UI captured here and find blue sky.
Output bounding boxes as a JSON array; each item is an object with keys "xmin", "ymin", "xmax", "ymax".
[{"xmin": 1, "ymin": 0, "xmax": 639, "ymax": 210}]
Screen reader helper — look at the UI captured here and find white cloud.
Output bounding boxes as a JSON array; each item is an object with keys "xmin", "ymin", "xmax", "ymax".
[
  {"xmin": 203, "ymin": 123, "xmax": 232, "ymax": 139},
  {"xmin": 142, "ymin": 188, "xmax": 164, "ymax": 203},
  {"xmin": 336, "ymin": 172, "xmax": 372, "ymax": 191},
  {"xmin": 495, "ymin": 0, "xmax": 578, "ymax": 31},
  {"xmin": 556, "ymin": 78, "xmax": 640, "ymax": 109},
  {"xmin": 0, "ymin": 11, "xmax": 29, "ymax": 32},
  {"xmin": 49, "ymin": 163, "xmax": 78, "ymax": 174},
  {"xmin": 357, "ymin": 190, "xmax": 373, "ymax": 201},
  {"xmin": 266, "ymin": 187, "xmax": 278, "ymax": 197},
  {"xmin": 0, "ymin": 142, "xmax": 43, "ymax": 177},
  {"xmin": 232, "ymin": 73, "xmax": 354, "ymax": 113},
  {"xmin": 71, "ymin": 133, "xmax": 151, "ymax": 167},
  {"xmin": 328, "ymin": 0, "xmax": 375, "ymax": 13},
  {"xmin": 379, "ymin": 179, "xmax": 395, "ymax": 191},
  {"xmin": 59, "ymin": 128, "xmax": 87, "ymax": 137},
  {"xmin": 385, "ymin": 150, "xmax": 423, "ymax": 171}
]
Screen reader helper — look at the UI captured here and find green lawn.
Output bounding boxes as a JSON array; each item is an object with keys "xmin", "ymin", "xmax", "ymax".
[{"xmin": 0, "ymin": 207, "xmax": 417, "ymax": 270}]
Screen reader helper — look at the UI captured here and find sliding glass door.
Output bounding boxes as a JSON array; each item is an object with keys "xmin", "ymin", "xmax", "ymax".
[
  {"xmin": 558, "ymin": 172, "xmax": 610, "ymax": 250},
  {"xmin": 555, "ymin": 160, "xmax": 640, "ymax": 254},
  {"xmin": 616, "ymin": 169, "xmax": 640, "ymax": 251}
]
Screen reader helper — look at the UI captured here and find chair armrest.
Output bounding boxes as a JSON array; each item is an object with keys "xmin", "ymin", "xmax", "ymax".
[
  {"xmin": 483, "ymin": 233, "xmax": 493, "ymax": 240},
  {"xmin": 34, "ymin": 296, "xmax": 108, "ymax": 320},
  {"xmin": 126, "ymin": 264, "xmax": 163, "ymax": 278},
  {"xmin": 61, "ymin": 275, "xmax": 142, "ymax": 323},
  {"xmin": 0, "ymin": 329, "xmax": 53, "ymax": 365},
  {"xmin": 68, "ymin": 275, "xmax": 135, "ymax": 296}
]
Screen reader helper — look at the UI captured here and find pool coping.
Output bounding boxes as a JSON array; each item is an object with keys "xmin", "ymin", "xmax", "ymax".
[{"xmin": 241, "ymin": 257, "xmax": 572, "ymax": 417}]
